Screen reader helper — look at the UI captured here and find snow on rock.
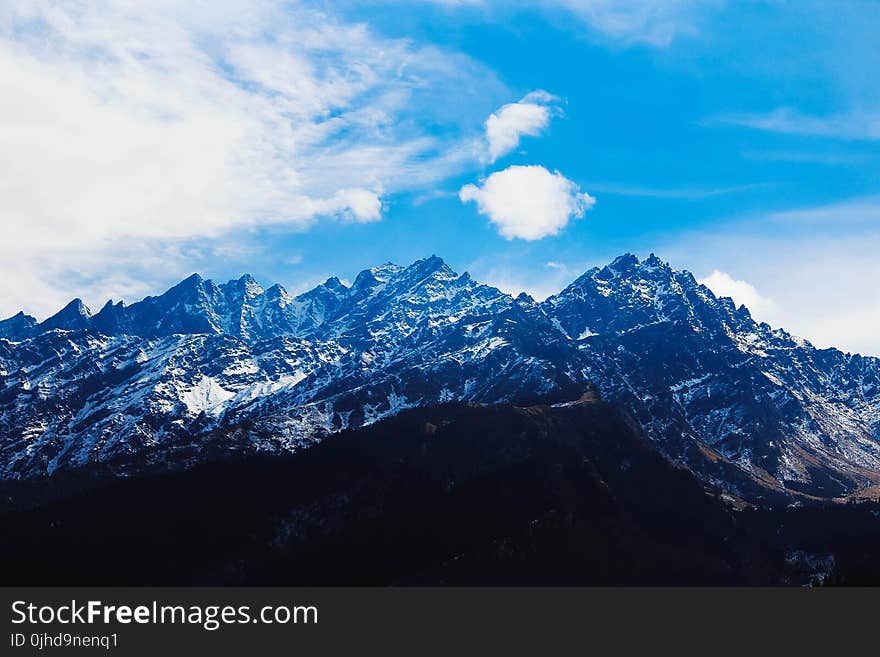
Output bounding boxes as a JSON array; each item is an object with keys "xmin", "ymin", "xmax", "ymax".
[
  {"xmin": 181, "ymin": 376, "xmax": 235, "ymax": 416},
  {"xmin": 0, "ymin": 253, "xmax": 879, "ymax": 501}
]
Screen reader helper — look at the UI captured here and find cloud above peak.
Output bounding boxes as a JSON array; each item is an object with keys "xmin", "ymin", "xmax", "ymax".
[
  {"xmin": 0, "ymin": 0, "xmax": 503, "ymax": 318},
  {"xmin": 485, "ymin": 91, "xmax": 559, "ymax": 162},
  {"xmin": 698, "ymin": 270, "xmax": 775, "ymax": 318},
  {"xmin": 460, "ymin": 165, "xmax": 595, "ymax": 240}
]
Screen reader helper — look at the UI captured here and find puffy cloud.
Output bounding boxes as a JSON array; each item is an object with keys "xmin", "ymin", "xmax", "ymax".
[
  {"xmin": 698, "ymin": 270, "xmax": 775, "ymax": 317},
  {"xmin": 485, "ymin": 90, "xmax": 558, "ymax": 162},
  {"xmin": 459, "ymin": 165, "xmax": 595, "ymax": 240},
  {"xmin": 0, "ymin": 0, "xmax": 502, "ymax": 318}
]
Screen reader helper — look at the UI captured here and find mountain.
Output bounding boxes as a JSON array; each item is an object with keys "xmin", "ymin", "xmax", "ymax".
[
  {"xmin": 1, "ymin": 254, "xmax": 879, "ymax": 502},
  {"xmin": 38, "ymin": 298, "xmax": 92, "ymax": 332},
  {"xmin": 8, "ymin": 398, "xmax": 880, "ymax": 585},
  {"xmin": 549, "ymin": 255, "xmax": 880, "ymax": 499},
  {"xmin": 0, "ymin": 399, "xmax": 784, "ymax": 585},
  {"xmin": 8, "ymin": 399, "xmax": 880, "ymax": 585},
  {"xmin": 0, "ymin": 312, "xmax": 36, "ymax": 341}
]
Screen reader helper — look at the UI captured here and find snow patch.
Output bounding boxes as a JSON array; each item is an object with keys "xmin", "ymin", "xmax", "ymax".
[{"xmin": 181, "ymin": 375, "xmax": 235, "ymax": 416}]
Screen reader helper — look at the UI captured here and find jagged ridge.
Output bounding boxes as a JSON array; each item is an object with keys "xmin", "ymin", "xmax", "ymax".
[{"xmin": 1, "ymin": 254, "xmax": 878, "ymax": 501}]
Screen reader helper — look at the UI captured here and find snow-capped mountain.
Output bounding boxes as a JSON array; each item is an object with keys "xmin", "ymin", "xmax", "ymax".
[
  {"xmin": 549, "ymin": 255, "xmax": 880, "ymax": 499},
  {"xmin": 1, "ymin": 254, "xmax": 879, "ymax": 500}
]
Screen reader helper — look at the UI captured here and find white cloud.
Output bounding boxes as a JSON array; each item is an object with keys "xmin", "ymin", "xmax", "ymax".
[
  {"xmin": 485, "ymin": 90, "xmax": 558, "ymax": 162},
  {"xmin": 459, "ymin": 165, "xmax": 595, "ymax": 240},
  {"xmin": 661, "ymin": 211, "xmax": 880, "ymax": 356},
  {"xmin": 698, "ymin": 270, "xmax": 775, "ymax": 318},
  {"xmin": 314, "ymin": 189, "xmax": 383, "ymax": 223},
  {"xmin": 0, "ymin": 0, "xmax": 502, "ymax": 318}
]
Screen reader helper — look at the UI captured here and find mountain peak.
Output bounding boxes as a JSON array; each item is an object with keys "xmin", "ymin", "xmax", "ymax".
[
  {"xmin": 264, "ymin": 283, "xmax": 292, "ymax": 306},
  {"xmin": 419, "ymin": 254, "xmax": 446, "ymax": 269},
  {"xmin": 224, "ymin": 274, "xmax": 264, "ymax": 298},
  {"xmin": 39, "ymin": 298, "xmax": 92, "ymax": 332},
  {"xmin": 351, "ymin": 263, "xmax": 401, "ymax": 293},
  {"xmin": 323, "ymin": 276, "xmax": 348, "ymax": 292},
  {"xmin": 76, "ymin": 298, "xmax": 90, "ymax": 312},
  {"xmin": 91, "ymin": 299, "xmax": 128, "ymax": 334},
  {"xmin": 644, "ymin": 253, "xmax": 665, "ymax": 268},
  {"xmin": 402, "ymin": 255, "xmax": 456, "ymax": 282},
  {"xmin": 1, "ymin": 310, "xmax": 33, "ymax": 322},
  {"xmin": 609, "ymin": 253, "xmax": 640, "ymax": 272},
  {"xmin": 372, "ymin": 262, "xmax": 403, "ymax": 280},
  {"xmin": 163, "ymin": 273, "xmax": 207, "ymax": 298},
  {"xmin": 60, "ymin": 298, "xmax": 91, "ymax": 317},
  {"xmin": 181, "ymin": 273, "xmax": 204, "ymax": 285},
  {"xmin": 0, "ymin": 311, "xmax": 38, "ymax": 341}
]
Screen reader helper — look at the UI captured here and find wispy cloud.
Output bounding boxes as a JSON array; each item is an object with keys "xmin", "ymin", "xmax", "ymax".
[
  {"xmin": 716, "ymin": 107, "xmax": 880, "ymax": 140},
  {"xmin": 549, "ymin": 0, "xmax": 723, "ymax": 46},
  {"xmin": 765, "ymin": 196, "xmax": 880, "ymax": 225},
  {"xmin": 586, "ymin": 181, "xmax": 768, "ymax": 199},
  {"xmin": 409, "ymin": 0, "xmax": 722, "ymax": 46},
  {"xmin": 739, "ymin": 149, "xmax": 872, "ymax": 166},
  {"xmin": 0, "ymin": 0, "xmax": 504, "ymax": 317}
]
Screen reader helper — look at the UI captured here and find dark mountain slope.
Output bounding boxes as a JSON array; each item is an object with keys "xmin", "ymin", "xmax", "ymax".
[{"xmin": 0, "ymin": 397, "xmax": 785, "ymax": 585}]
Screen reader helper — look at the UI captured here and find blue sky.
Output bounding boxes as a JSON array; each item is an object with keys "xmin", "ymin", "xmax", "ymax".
[{"xmin": 1, "ymin": 1, "xmax": 879, "ymax": 354}]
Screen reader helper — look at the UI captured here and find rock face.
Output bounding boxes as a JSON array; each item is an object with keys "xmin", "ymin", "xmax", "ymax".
[
  {"xmin": 547, "ymin": 255, "xmax": 880, "ymax": 499},
  {"xmin": 1, "ymin": 254, "xmax": 879, "ymax": 500},
  {"xmin": 0, "ymin": 312, "xmax": 37, "ymax": 341}
]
